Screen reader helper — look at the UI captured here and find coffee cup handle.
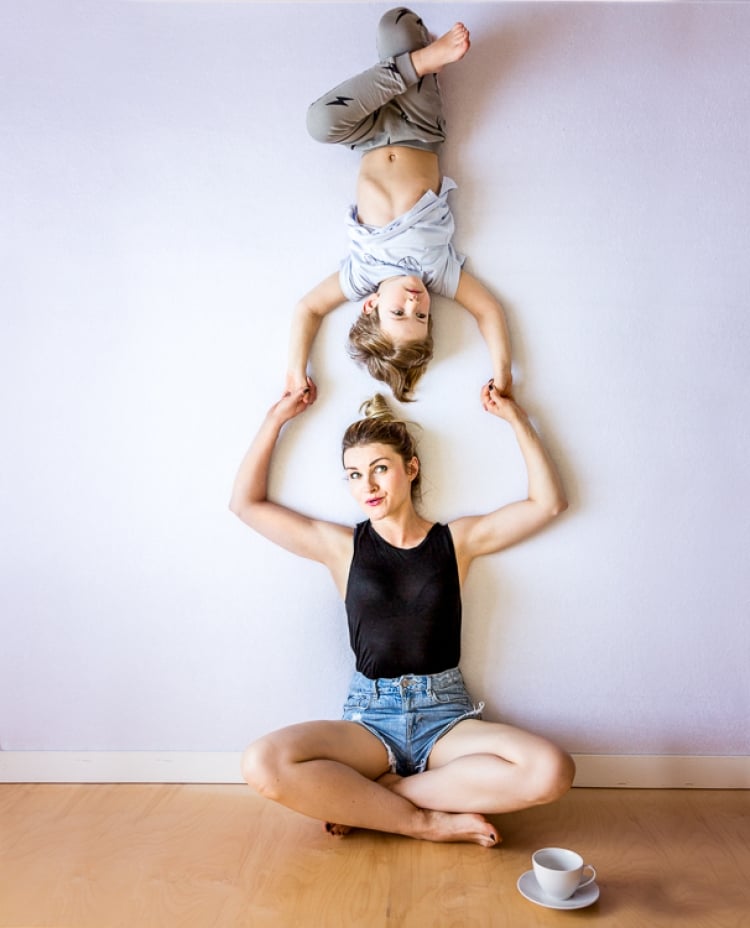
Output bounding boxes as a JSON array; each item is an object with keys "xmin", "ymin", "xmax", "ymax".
[{"xmin": 579, "ymin": 864, "xmax": 597, "ymax": 889}]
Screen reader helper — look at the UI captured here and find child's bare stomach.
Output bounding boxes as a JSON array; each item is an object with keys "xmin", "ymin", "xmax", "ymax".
[{"xmin": 356, "ymin": 147, "xmax": 441, "ymax": 227}]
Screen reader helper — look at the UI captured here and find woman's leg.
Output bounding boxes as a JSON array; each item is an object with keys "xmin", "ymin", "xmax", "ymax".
[
  {"xmin": 241, "ymin": 719, "xmax": 499, "ymax": 846},
  {"xmin": 387, "ymin": 719, "xmax": 576, "ymax": 815}
]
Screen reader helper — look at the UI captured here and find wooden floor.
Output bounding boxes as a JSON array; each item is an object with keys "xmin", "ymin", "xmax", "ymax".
[{"xmin": 0, "ymin": 784, "xmax": 748, "ymax": 927}]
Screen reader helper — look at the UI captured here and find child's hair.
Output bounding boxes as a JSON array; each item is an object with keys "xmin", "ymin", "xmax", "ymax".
[
  {"xmin": 347, "ymin": 307, "xmax": 434, "ymax": 403},
  {"xmin": 341, "ymin": 394, "xmax": 422, "ymax": 500}
]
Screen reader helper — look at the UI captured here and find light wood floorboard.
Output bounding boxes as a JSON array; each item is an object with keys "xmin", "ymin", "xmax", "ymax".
[{"xmin": 0, "ymin": 784, "xmax": 748, "ymax": 927}]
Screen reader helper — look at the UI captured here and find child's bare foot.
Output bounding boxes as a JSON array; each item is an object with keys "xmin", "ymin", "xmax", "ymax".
[{"xmin": 411, "ymin": 23, "xmax": 470, "ymax": 78}]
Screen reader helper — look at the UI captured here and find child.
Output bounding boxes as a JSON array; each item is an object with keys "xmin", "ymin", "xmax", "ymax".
[{"xmin": 287, "ymin": 7, "xmax": 512, "ymax": 402}]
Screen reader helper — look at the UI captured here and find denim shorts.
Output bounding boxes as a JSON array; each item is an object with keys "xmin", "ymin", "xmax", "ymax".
[{"xmin": 341, "ymin": 667, "xmax": 484, "ymax": 776}]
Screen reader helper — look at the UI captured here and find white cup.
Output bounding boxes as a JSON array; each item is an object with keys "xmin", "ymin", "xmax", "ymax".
[{"xmin": 532, "ymin": 847, "xmax": 597, "ymax": 901}]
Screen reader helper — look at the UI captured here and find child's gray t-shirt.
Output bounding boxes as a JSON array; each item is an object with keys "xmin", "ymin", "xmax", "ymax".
[{"xmin": 339, "ymin": 176, "xmax": 465, "ymax": 302}]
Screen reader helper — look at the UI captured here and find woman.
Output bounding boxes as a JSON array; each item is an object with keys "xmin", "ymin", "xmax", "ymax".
[
  {"xmin": 229, "ymin": 382, "xmax": 573, "ymax": 846},
  {"xmin": 287, "ymin": 8, "xmax": 512, "ymax": 402}
]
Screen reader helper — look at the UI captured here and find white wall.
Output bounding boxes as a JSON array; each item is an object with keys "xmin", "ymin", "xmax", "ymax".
[{"xmin": 1, "ymin": 1, "xmax": 748, "ymax": 759}]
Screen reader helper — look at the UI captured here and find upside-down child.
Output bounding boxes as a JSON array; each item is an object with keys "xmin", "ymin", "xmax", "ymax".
[{"xmin": 287, "ymin": 7, "xmax": 512, "ymax": 403}]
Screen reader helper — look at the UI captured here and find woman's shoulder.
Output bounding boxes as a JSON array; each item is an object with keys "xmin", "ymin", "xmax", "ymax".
[
  {"xmin": 445, "ymin": 515, "xmax": 479, "ymax": 551},
  {"xmin": 311, "ymin": 519, "xmax": 355, "ymax": 562}
]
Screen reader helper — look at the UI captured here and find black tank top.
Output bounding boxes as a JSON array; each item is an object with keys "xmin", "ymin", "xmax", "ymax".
[{"xmin": 345, "ymin": 520, "xmax": 462, "ymax": 679}]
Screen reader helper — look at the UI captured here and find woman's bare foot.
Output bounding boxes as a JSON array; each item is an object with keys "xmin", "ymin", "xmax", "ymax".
[
  {"xmin": 325, "ymin": 810, "xmax": 499, "ymax": 846},
  {"xmin": 325, "ymin": 821, "xmax": 353, "ymax": 837},
  {"xmin": 380, "ymin": 772, "xmax": 500, "ymax": 846},
  {"xmin": 417, "ymin": 809, "xmax": 500, "ymax": 847},
  {"xmin": 411, "ymin": 23, "xmax": 470, "ymax": 78},
  {"xmin": 324, "ymin": 771, "xmax": 500, "ymax": 847}
]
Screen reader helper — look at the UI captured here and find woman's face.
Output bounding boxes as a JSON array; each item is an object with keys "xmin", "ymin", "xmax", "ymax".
[
  {"xmin": 364, "ymin": 275, "xmax": 431, "ymax": 345},
  {"xmin": 343, "ymin": 441, "xmax": 418, "ymax": 520}
]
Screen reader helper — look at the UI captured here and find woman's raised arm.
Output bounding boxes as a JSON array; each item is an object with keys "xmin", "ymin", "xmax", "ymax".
[
  {"xmin": 229, "ymin": 384, "xmax": 353, "ymax": 590},
  {"xmin": 449, "ymin": 383, "xmax": 568, "ymax": 580}
]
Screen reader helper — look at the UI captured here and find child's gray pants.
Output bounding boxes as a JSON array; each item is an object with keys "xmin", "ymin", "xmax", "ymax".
[{"xmin": 306, "ymin": 7, "xmax": 446, "ymax": 154}]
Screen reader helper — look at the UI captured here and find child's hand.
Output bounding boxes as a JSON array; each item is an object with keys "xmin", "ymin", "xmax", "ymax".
[
  {"xmin": 481, "ymin": 379, "xmax": 519, "ymax": 422},
  {"xmin": 285, "ymin": 370, "xmax": 318, "ymax": 403},
  {"xmin": 492, "ymin": 366, "xmax": 513, "ymax": 397},
  {"xmin": 268, "ymin": 379, "xmax": 317, "ymax": 426}
]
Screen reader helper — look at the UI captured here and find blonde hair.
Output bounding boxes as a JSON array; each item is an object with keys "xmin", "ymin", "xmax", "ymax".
[
  {"xmin": 347, "ymin": 308, "xmax": 434, "ymax": 403},
  {"xmin": 341, "ymin": 394, "xmax": 422, "ymax": 500}
]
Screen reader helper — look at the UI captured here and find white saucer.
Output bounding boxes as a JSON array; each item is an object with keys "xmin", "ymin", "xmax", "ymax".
[{"xmin": 517, "ymin": 870, "xmax": 600, "ymax": 910}]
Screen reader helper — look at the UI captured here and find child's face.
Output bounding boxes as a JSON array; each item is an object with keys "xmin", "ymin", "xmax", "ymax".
[{"xmin": 365, "ymin": 275, "xmax": 431, "ymax": 345}]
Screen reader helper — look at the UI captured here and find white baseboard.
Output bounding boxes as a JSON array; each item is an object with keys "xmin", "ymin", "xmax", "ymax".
[
  {"xmin": 0, "ymin": 752, "xmax": 244, "ymax": 784},
  {"xmin": 0, "ymin": 752, "xmax": 748, "ymax": 788},
  {"xmin": 571, "ymin": 754, "xmax": 750, "ymax": 789}
]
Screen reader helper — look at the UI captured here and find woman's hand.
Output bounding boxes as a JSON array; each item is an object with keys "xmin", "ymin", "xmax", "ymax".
[
  {"xmin": 268, "ymin": 379, "xmax": 318, "ymax": 427},
  {"xmin": 481, "ymin": 379, "xmax": 519, "ymax": 422},
  {"xmin": 285, "ymin": 370, "xmax": 318, "ymax": 404}
]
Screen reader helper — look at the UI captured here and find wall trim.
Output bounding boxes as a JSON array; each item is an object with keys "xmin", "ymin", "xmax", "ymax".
[
  {"xmin": 571, "ymin": 754, "xmax": 750, "ymax": 789},
  {"xmin": 0, "ymin": 752, "xmax": 244, "ymax": 784},
  {"xmin": 0, "ymin": 752, "xmax": 748, "ymax": 788}
]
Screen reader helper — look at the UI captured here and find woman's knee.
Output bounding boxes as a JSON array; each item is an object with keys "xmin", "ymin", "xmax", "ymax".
[
  {"xmin": 526, "ymin": 746, "xmax": 576, "ymax": 805},
  {"xmin": 241, "ymin": 736, "xmax": 284, "ymax": 800}
]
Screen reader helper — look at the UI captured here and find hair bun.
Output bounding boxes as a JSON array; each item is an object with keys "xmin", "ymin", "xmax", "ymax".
[{"xmin": 359, "ymin": 394, "xmax": 394, "ymax": 422}]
